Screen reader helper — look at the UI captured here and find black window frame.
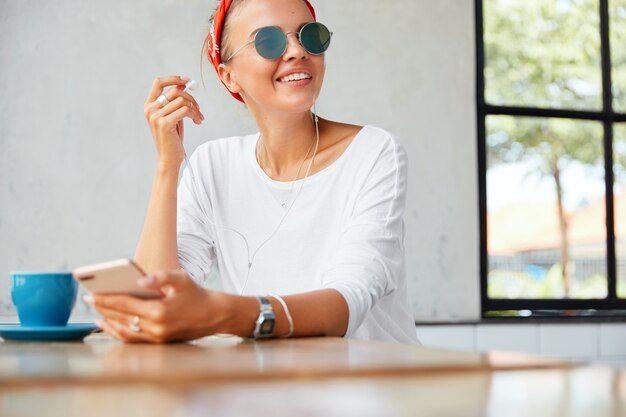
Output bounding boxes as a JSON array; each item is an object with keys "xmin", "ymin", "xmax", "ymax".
[{"xmin": 475, "ymin": 0, "xmax": 626, "ymax": 315}]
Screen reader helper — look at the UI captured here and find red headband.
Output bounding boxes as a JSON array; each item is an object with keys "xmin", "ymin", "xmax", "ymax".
[{"xmin": 207, "ymin": 0, "xmax": 317, "ymax": 102}]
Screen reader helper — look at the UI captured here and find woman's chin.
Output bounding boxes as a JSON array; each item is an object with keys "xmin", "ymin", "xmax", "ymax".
[
  {"xmin": 244, "ymin": 88, "xmax": 319, "ymax": 113},
  {"xmin": 282, "ymin": 98, "xmax": 316, "ymax": 112},
  {"xmin": 275, "ymin": 92, "xmax": 318, "ymax": 111}
]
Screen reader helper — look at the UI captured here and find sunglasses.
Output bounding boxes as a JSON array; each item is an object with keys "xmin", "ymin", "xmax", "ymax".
[{"xmin": 223, "ymin": 22, "xmax": 332, "ymax": 63}]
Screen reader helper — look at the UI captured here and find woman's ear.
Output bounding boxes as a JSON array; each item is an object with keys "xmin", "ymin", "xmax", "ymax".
[{"xmin": 217, "ymin": 64, "xmax": 242, "ymax": 95}]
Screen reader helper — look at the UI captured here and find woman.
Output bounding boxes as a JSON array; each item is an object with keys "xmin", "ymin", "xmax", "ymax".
[{"xmin": 86, "ymin": 0, "xmax": 418, "ymax": 344}]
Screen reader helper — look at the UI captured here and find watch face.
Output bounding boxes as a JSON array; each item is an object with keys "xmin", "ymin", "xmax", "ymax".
[
  {"xmin": 254, "ymin": 299, "xmax": 276, "ymax": 338},
  {"xmin": 261, "ymin": 320, "xmax": 274, "ymax": 333}
]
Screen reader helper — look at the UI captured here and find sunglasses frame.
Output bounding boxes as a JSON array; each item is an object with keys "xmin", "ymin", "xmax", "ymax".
[{"xmin": 223, "ymin": 22, "xmax": 332, "ymax": 63}]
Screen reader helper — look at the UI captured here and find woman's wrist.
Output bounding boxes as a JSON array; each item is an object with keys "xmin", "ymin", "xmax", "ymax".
[
  {"xmin": 202, "ymin": 291, "xmax": 295, "ymax": 339},
  {"xmin": 156, "ymin": 159, "xmax": 182, "ymax": 177},
  {"xmin": 153, "ymin": 164, "xmax": 182, "ymax": 193},
  {"xmin": 208, "ymin": 292, "xmax": 258, "ymax": 337}
]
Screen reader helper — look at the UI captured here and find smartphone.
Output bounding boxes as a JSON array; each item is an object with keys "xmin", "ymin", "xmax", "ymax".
[{"xmin": 72, "ymin": 258, "xmax": 162, "ymax": 299}]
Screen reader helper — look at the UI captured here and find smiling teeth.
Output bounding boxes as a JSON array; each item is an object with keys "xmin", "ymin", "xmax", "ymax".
[{"xmin": 279, "ymin": 73, "xmax": 311, "ymax": 82}]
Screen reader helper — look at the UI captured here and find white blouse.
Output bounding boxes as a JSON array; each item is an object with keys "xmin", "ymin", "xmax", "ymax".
[{"xmin": 177, "ymin": 125, "xmax": 418, "ymax": 343}]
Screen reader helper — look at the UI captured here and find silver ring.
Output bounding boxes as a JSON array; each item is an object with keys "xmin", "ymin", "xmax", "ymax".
[
  {"xmin": 129, "ymin": 315, "xmax": 141, "ymax": 332},
  {"xmin": 156, "ymin": 94, "xmax": 169, "ymax": 107}
]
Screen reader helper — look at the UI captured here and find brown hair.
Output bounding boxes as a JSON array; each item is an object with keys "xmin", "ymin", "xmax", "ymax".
[{"xmin": 199, "ymin": 0, "xmax": 248, "ymax": 89}]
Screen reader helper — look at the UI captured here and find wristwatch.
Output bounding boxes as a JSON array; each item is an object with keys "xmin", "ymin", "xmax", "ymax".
[{"xmin": 252, "ymin": 296, "xmax": 275, "ymax": 339}]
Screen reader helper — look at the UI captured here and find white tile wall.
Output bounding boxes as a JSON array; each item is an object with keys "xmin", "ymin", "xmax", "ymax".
[
  {"xmin": 538, "ymin": 324, "xmax": 599, "ymax": 358},
  {"xmin": 599, "ymin": 324, "xmax": 626, "ymax": 357},
  {"xmin": 475, "ymin": 324, "xmax": 539, "ymax": 354},
  {"xmin": 415, "ymin": 325, "xmax": 475, "ymax": 350},
  {"xmin": 415, "ymin": 323, "xmax": 626, "ymax": 361}
]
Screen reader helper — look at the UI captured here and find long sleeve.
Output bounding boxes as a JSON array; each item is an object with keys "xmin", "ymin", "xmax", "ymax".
[
  {"xmin": 321, "ymin": 135, "xmax": 409, "ymax": 337},
  {"xmin": 176, "ymin": 152, "xmax": 216, "ymax": 284}
]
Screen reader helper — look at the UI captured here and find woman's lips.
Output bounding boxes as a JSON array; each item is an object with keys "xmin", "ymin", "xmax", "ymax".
[{"xmin": 277, "ymin": 77, "xmax": 313, "ymax": 87}]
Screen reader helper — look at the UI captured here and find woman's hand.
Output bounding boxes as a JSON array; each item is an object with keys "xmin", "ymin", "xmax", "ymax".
[
  {"xmin": 86, "ymin": 270, "xmax": 225, "ymax": 343},
  {"xmin": 143, "ymin": 75, "xmax": 205, "ymax": 169}
]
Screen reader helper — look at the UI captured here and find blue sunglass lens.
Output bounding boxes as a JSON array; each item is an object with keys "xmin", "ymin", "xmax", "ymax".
[
  {"xmin": 255, "ymin": 27, "xmax": 287, "ymax": 59},
  {"xmin": 300, "ymin": 23, "xmax": 331, "ymax": 55}
]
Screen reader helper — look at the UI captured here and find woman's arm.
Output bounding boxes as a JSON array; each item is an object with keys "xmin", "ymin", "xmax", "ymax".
[
  {"xmin": 135, "ymin": 75, "xmax": 204, "ymax": 273},
  {"xmin": 134, "ymin": 167, "xmax": 181, "ymax": 273},
  {"xmin": 273, "ymin": 289, "xmax": 349, "ymax": 337},
  {"xmin": 88, "ymin": 271, "xmax": 349, "ymax": 343},
  {"xmin": 224, "ymin": 289, "xmax": 349, "ymax": 338}
]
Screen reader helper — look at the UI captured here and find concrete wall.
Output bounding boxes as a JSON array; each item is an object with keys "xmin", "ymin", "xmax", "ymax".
[{"xmin": 0, "ymin": 0, "xmax": 479, "ymax": 322}]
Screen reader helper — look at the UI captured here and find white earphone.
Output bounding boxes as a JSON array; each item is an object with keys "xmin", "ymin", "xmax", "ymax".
[{"xmin": 183, "ymin": 79, "xmax": 198, "ymax": 93}]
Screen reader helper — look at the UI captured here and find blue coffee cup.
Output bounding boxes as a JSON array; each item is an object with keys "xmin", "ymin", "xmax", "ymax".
[{"xmin": 10, "ymin": 272, "xmax": 78, "ymax": 327}]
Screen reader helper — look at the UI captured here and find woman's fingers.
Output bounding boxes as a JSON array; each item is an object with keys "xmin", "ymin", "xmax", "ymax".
[
  {"xmin": 88, "ymin": 294, "xmax": 162, "ymax": 320},
  {"xmin": 145, "ymin": 75, "xmax": 190, "ymax": 104},
  {"xmin": 91, "ymin": 273, "xmax": 215, "ymax": 343},
  {"xmin": 159, "ymin": 105, "xmax": 202, "ymax": 131},
  {"xmin": 143, "ymin": 75, "xmax": 204, "ymax": 167},
  {"xmin": 98, "ymin": 318, "xmax": 162, "ymax": 344},
  {"xmin": 166, "ymin": 88, "xmax": 202, "ymax": 113},
  {"xmin": 96, "ymin": 305, "xmax": 143, "ymax": 326},
  {"xmin": 146, "ymin": 87, "xmax": 202, "ymax": 116},
  {"xmin": 149, "ymin": 96, "xmax": 204, "ymax": 125},
  {"xmin": 96, "ymin": 318, "xmax": 139, "ymax": 342},
  {"xmin": 96, "ymin": 307, "xmax": 168, "ymax": 341},
  {"xmin": 145, "ymin": 90, "xmax": 204, "ymax": 125}
]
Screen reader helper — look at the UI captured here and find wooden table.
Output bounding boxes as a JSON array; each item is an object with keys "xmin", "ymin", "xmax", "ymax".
[{"xmin": 0, "ymin": 333, "xmax": 623, "ymax": 417}]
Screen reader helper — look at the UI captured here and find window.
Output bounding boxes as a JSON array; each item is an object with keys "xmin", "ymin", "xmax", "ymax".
[{"xmin": 477, "ymin": 0, "xmax": 626, "ymax": 316}]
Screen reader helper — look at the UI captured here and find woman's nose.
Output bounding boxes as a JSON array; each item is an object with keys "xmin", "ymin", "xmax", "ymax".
[{"xmin": 282, "ymin": 32, "xmax": 307, "ymax": 61}]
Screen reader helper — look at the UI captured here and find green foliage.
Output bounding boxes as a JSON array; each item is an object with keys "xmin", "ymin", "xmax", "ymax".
[
  {"xmin": 485, "ymin": 0, "xmax": 602, "ymax": 110},
  {"xmin": 610, "ymin": 0, "xmax": 626, "ymax": 112}
]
